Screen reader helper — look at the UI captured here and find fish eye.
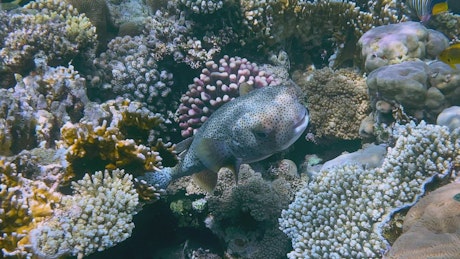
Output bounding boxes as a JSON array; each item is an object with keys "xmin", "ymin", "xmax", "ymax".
[{"xmin": 254, "ymin": 131, "xmax": 269, "ymax": 138}]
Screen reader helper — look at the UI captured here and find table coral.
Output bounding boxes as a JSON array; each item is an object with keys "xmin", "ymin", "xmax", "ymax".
[
  {"xmin": 357, "ymin": 22, "xmax": 449, "ymax": 72},
  {"xmin": 0, "ymin": 65, "xmax": 88, "ymax": 156},
  {"xmin": 293, "ymin": 67, "xmax": 370, "ymax": 141},
  {"xmin": 279, "ymin": 121, "xmax": 459, "ymax": 258},
  {"xmin": 29, "ymin": 169, "xmax": 139, "ymax": 259},
  {"xmin": 176, "ymin": 55, "xmax": 280, "ymax": 138},
  {"xmin": 384, "ymin": 180, "xmax": 460, "ymax": 259},
  {"xmin": 0, "ymin": 0, "xmax": 97, "ymax": 78}
]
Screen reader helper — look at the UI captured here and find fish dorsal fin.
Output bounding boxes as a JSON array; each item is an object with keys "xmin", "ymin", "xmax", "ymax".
[
  {"xmin": 195, "ymin": 138, "xmax": 232, "ymax": 173},
  {"xmin": 192, "ymin": 169, "xmax": 218, "ymax": 192}
]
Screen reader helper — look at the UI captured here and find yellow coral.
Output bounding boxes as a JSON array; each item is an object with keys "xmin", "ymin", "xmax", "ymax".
[{"xmin": 0, "ymin": 160, "xmax": 62, "ymax": 258}]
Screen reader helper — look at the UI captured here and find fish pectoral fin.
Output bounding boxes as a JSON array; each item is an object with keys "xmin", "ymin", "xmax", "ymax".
[
  {"xmin": 195, "ymin": 138, "xmax": 232, "ymax": 172},
  {"xmin": 224, "ymin": 157, "xmax": 242, "ymax": 185},
  {"xmin": 192, "ymin": 170, "xmax": 218, "ymax": 193}
]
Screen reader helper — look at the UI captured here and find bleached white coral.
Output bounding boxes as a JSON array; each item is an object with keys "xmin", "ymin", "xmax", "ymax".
[
  {"xmin": 279, "ymin": 121, "xmax": 459, "ymax": 258},
  {"xmin": 29, "ymin": 169, "xmax": 139, "ymax": 259}
]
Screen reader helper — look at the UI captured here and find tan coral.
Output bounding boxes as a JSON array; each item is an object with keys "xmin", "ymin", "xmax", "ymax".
[
  {"xmin": 293, "ymin": 68, "xmax": 371, "ymax": 140},
  {"xmin": 0, "ymin": 160, "xmax": 62, "ymax": 258},
  {"xmin": 385, "ymin": 181, "xmax": 460, "ymax": 259}
]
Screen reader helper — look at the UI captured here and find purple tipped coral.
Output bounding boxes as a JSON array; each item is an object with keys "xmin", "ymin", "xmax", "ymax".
[{"xmin": 176, "ymin": 55, "xmax": 280, "ymax": 138}]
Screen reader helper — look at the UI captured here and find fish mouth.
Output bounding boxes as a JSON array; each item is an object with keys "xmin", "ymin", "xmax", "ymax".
[{"xmin": 293, "ymin": 108, "xmax": 309, "ymax": 135}]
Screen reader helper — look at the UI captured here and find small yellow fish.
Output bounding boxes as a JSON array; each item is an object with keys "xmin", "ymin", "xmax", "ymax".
[
  {"xmin": 439, "ymin": 43, "xmax": 460, "ymax": 69},
  {"xmin": 407, "ymin": 0, "xmax": 449, "ymax": 22}
]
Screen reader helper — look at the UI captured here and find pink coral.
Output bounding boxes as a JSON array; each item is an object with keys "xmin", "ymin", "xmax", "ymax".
[{"xmin": 176, "ymin": 55, "xmax": 280, "ymax": 138}]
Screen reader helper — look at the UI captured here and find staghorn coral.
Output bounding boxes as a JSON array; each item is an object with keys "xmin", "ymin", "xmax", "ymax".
[
  {"xmin": 0, "ymin": 160, "xmax": 62, "ymax": 258},
  {"xmin": 384, "ymin": 180, "xmax": 460, "ymax": 259},
  {"xmin": 293, "ymin": 67, "xmax": 370, "ymax": 141},
  {"xmin": 0, "ymin": 0, "xmax": 97, "ymax": 77},
  {"xmin": 58, "ymin": 97, "xmax": 177, "ymax": 183},
  {"xmin": 0, "ymin": 65, "xmax": 88, "ymax": 156},
  {"xmin": 279, "ymin": 121, "xmax": 459, "ymax": 258},
  {"xmin": 29, "ymin": 169, "xmax": 139, "ymax": 259},
  {"xmin": 176, "ymin": 55, "xmax": 281, "ymax": 138}
]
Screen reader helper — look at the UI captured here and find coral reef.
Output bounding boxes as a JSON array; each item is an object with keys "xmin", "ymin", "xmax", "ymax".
[
  {"xmin": 0, "ymin": 0, "xmax": 97, "ymax": 78},
  {"xmin": 367, "ymin": 60, "xmax": 460, "ymax": 123},
  {"xmin": 65, "ymin": 0, "xmax": 118, "ymax": 53},
  {"xmin": 293, "ymin": 67, "xmax": 370, "ymax": 141},
  {"xmin": 29, "ymin": 169, "xmax": 139, "ymax": 259},
  {"xmin": 176, "ymin": 55, "xmax": 281, "ymax": 137},
  {"xmin": 0, "ymin": 160, "xmax": 62, "ymax": 258},
  {"xmin": 93, "ymin": 35, "xmax": 178, "ymax": 117},
  {"xmin": 384, "ymin": 180, "xmax": 460, "ymax": 259},
  {"xmin": 0, "ymin": 65, "xmax": 88, "ymax": 156},
  {"xmin": 357, "ymin": 22, "xmax": 449, "ymax": 72},
  {"xmin": 279, "ymin": 121, "xmax": 459, "ymax": 258},
  {"xmin": 58, "ymin": 97, "xmax": 177, "ymax": 182}
]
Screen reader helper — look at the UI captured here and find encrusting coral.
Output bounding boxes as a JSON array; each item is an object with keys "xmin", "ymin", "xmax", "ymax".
[
  {"xmin": 176, "ymin": 55, "xmax": 281, "ymax": 138},
  {"xmin": 279, "ymin": 121, "xmax": 460, "ymax": 258},
  {"xmin": 384, "ymin": 180, "xmax": 460, "ymax": 259},
  {"xmin": 29, "ymin": 169, "xmax": 139, "ymax": 259},
  {"xmin": 293, "ymin": 67, "xmax": 370, "ymax": 141}
]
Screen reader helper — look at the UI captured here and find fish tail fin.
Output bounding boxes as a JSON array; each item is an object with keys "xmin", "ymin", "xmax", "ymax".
[{"xmin": 137, "ymin": 168, "xmax": 173, "ymax": 190}]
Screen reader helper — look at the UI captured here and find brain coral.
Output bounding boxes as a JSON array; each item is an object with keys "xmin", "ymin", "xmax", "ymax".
[
  {"xmin": 0, "ymin": 0, "xmax": 97, "ymax": 77},
  {"xmin": 384, "ymin": 180, "xmax": 460, "ymax": 259},
  {"xmin": 279, "ymin": 121, "xmax": 459, "ymax": 258},
  {"xmin": 176, "ymin": 55, "xmax": 280, "ymax": 138},
  {"xmin": 293, "ymin": 67, "xmax": 370, "ymax": 141},
  {"xmin": 29, "ymin": 169, "xmax": 139, "ymax": 259}
]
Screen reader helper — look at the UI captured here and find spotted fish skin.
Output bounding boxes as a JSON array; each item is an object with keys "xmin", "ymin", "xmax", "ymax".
[{"xmin": 140, "ymin": 84, "xmax": 309, "ymax": 191}]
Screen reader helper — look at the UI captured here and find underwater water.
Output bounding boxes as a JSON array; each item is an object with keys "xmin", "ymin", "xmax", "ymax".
[{"xmin": 1, "ymin": 0, "xmax": 460, "ymax": 258}]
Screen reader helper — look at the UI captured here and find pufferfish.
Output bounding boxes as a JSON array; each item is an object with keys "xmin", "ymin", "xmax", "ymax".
[{"xmin": 139, "ymin": 84, "xmax": 309, "ymax": 192}]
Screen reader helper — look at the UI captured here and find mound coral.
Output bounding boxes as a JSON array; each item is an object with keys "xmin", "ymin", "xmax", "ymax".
[
  {"xmin": 357, "ymin": 22, "xmax": 449, "ymax": 72},
  {"xmin": 0, "ymin": 0, "xmax": 97, "ymax": 78},
  {"xmin": 384, "ymin": 180, "xmax": 460, "ymax": 259},
  {"xmin": 176, "ymin": 55, "xmax": 280, "ymax": 137},
  {"xmin": 279, "ymin": 121, "xmax": 459, "ymax": 258},
  {"xmin": 293, "ymin": 67, "xmax": 370, "ymax": 141}
]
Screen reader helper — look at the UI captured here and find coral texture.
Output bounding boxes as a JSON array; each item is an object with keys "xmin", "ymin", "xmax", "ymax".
[
  {"xmin": 176, "ymin": 55, "xmax": 280, "ymax": 137},
  {"xmin": 0, "ymin": 65, "xmax": 88, "ymax": 156},
  {"xmin": 0, "ymin": 0, "xmax": 97, "ymax": 77},
  {"xmin": 279, "ymin": 121, "xmax": 459, "ymax": 258},
  {"xmin": 384, "ymin": 180, "xmax": 460, "ymax": 259},
  {"xmin": 293, "ymin": 67, "xmax": 370, "ymax": 140},
  {"xmin": 29, "ymin": 169, "xmax": 139, "ymax": 259},
  {"xmin": 358, "ymin": 22, "xmax": 449, "ymax": 72},
  {"xmin": 437, "ymin": 106, "xmax": 460, "ymax": 130},
  {"xmin": 58, "ymin": 97, "xmax": 177, "ymax": 182}
]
